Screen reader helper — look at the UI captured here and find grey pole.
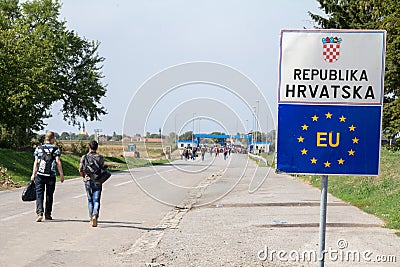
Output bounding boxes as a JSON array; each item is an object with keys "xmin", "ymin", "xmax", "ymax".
[
  {"xmin": 192, "ymin": 113, "xmax": 196, "ymax": 146},
  {"xmin": 175, "ymin": 115, "xmax": 177, "ymax": 148},
  {"xmin": 318, "ymin": 175, "xmax": 328, "ymax": 267}
]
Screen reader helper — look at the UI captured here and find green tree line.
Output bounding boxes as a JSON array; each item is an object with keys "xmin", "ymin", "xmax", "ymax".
[
  {"xmin": 0, "ymin": 0, "xmax": 106, "ymax": 148},
  {"xmin": 309, "ymin": 0, "xmax": 400, "ymax": 141}
]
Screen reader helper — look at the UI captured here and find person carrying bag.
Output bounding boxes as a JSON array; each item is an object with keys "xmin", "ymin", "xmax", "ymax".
[{"xmin": 79, "ymin": 140, "xmax": 110, "ymax": 227}]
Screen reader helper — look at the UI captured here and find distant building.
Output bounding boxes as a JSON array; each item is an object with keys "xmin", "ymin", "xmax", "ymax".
[
  {"xmin": 178, "ymin": 140, "xmax": 198, "ymax": 148},
  {"xmin": 249, "ymin": 142, "xmax": 271, "ymax": 153},
  {"xmin": 131, "ymin": 136, "xmax": 142, "ymax": 142},
  {"xmin": 122, "ymin": 137, "xmax": 132, "ymax": 142},
  {"xmin": 98, "ymin": 136, "xmax": 108, "ymax": 142},
  {"xmin": 80, "ymin": 123, "xmax": 89, "ymax": 136}
]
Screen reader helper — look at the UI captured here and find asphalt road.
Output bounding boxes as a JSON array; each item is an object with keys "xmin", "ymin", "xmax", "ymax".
[{"xmin": 0, "ymin": 153, "xmax": 231, "ymax": 266}]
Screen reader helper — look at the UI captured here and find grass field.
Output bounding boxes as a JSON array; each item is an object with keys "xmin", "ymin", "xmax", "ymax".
[
  {"xmin": 301, "ymin": 148, "xmax": 400, "ymax": 235},
  {"xmin": 60, "ymin": 140, "xmax": 172, "ymax": 159}
]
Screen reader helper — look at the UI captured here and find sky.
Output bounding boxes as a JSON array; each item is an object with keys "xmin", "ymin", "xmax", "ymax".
[{"xmin": 43, "ymin": 0, "xmax": 324, "ymax": 136}]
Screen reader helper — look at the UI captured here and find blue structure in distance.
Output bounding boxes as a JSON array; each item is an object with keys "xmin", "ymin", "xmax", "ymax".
[{"xmin": 178, "ymin": 134, "xmax": 252, "ymax": 147}]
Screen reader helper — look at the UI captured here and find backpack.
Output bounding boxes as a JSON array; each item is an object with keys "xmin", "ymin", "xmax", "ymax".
[
  {"xmin": 82, "ymin": 154, "xmax": 111, "ymax": 185},
  {"xmin": 37, "ymin": 146, "xmax": 58, "ymax": 177}
]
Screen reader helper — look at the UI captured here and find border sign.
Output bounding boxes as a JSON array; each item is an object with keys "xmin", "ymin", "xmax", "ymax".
[{"xmin": 277, "ymin": 29, "xmax": 386, "ymax": 176}]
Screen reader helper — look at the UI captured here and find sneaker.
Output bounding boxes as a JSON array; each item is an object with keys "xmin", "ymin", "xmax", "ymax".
[
  {"xmin": 45, "ymin": 215, "xmax": 53, "ymax": 220},
  {"xmin": 91, "ymin": 216, "xmax": 97, "ymax": 227},
  {"xmin": 36, "ymin": 215, "xmax": 43, "ymax": 222}
]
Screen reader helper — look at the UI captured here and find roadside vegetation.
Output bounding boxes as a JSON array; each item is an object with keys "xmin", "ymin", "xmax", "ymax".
[
  {"xmin": 301, "ymin": 148, "xmax": 400, "ymax": 236},
  {"xmin": 248, "ymin": 152, "xmax": 275, "ymax": 168}
]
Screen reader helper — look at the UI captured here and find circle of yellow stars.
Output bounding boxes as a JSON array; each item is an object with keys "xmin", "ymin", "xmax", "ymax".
[{"xmin": 297, "ymin": 112, "xmax": 359, "ymax": 168}]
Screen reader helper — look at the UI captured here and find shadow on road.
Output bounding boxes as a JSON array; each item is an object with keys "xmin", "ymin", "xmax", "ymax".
[{"xmin": 47, "ymin": 218, "xmax": 165, "ymax": 231}]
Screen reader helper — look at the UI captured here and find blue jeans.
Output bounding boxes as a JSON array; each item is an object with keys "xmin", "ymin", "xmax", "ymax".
[
  {"xmin": 35, "ymin": 175, "xmax": 56, "ymax": 216},
  {"xmin": 84, "ymin": 180, "xmax": 102, "ymax": 219}
]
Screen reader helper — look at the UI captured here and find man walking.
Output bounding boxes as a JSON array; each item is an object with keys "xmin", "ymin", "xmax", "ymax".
[
  {"xmin": 79, "ymin": 140, "xmax": 104, "ymax": 227},
  {"xmin": 31, "ymin": 131, "xmax": 64, "ymax": 222},
  {"xmin": 223, "ymin": 146, "xmax": 228, "ymax": 160},
  {"xmin": 201, "ymin": 146, "xmax": 206, "ymax": 161}
]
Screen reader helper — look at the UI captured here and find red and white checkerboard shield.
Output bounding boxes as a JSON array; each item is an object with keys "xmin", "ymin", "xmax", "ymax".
[{"xmin": 323, "ymin": 43, "xmax": 340, "ymax": 63}]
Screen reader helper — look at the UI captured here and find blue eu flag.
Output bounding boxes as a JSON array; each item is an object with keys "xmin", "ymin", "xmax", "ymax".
[{"xmin": 277, "ymin": 104, "xmax": 381, "ymax": 175}]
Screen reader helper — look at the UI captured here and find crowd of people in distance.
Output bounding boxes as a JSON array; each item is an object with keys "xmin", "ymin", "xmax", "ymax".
[{"xmin": 180, "ymin": 145, "xmax": 246, "ymax": 161}]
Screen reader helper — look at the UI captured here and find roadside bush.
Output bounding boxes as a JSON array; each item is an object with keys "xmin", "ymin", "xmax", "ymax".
[
  {"xmin": 70, "ymin": 141, "xmax": 89, "ymax": 156},
  {"xmin": 0, "ymin": 164, "xmax": 16, "ymax": 189},
  {"xmin": 55, "ymin": 140, "xmax": 65, "ymax": 152},
  {"xmin": 384, "ymin": 140, "xmax": 400, "ymax": 152}
]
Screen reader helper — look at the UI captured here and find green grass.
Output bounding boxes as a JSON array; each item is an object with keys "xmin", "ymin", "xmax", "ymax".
[
  {"xmin": 125, "ymin": 157, "xmax": 170, "ymax": 168},
  {"xmin": 0, "ymin": 148, "xmax": 38, "ymax": 184},
  {"xmin": 248, "ymin": 152, "xmax": 276, "ymax": 168},
  {"xmin": 301, "ymin": 148, "xmax": 400, "ymax": 233},
  {"xmin": 261, "ymin": 152, "xmax": 276, "ymax": 168},
  {"xmin": 0, "ymin": 148, "xmax": 79, "ymax": 184}
]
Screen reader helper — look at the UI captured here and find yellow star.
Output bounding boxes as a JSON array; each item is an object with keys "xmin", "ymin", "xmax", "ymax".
[
  {"xmin": 349, "ymin": 125, "xmax": 356, "ymax": 131},
  {"xmin": 301, "ymin": 148, "xmax": 308, "ymax": 155},
  {"xmin": 297, "ymin": 136, "xmax": 304, "ymax": 143},
  {"xmin": 311, "ymin": 157, "xmax": 317, "ymax": 164},
  {"xmin": 311, "ymin": 115, "xmax": 319, "ymax": 121},
  {"xmin": 301, "ymin": 124, "xmax": 309, "ymax": 130},
  {"xmin": 324, "ymin": 161, "xmax": 331, "ymax": 168},
  {"xmin": 325, "ymin": 112, "xmax": 333, "ymax": 119},
  {"xmin": 348, "ymin": 149, "xmax": 355, "ymax": 156},
  {"xmin": 352, "ymin": 137, "xmax": 359, "ymax": 144},
  {"xmin": 337, "ymin": 158, "xmax": 345, "ymax": 165},
  {"xmin": 339, "ymin": 115, "xmax": 346, "ymax": 122}
]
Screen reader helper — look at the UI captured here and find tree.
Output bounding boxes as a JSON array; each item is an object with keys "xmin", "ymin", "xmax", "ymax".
[
  {"xmin": 179, "ymin": 131, "xmax": 193, "ymax": 141},
  {"xmin": 60, "ymin": 132, "xmax": 70, "ymax": 140},
  {"xmin": 0, "ymin": 0, "xmax": 107, "ymax": 148},
  {"xmin": 111, "ymin": 131, "xmax": 122, "ymax": 141},
  {"xmin": 252, "ymin": 131, "xmax": 266, "ymax": 143},
  {"xmin": 266, "ymin": 130, "xmax": 276, "ymax": 152},
  {"xmin": 169, "ymin": 132, "xmax": 177, "ymax": 141},
  {"xmin": 70, "ymin": 133, "xmax": 77, "ymax": 141},
  {"xmin": 309, "ymin": 0, "xmax": 400, "ymax": 140},
  {"xmin": 148, "ymin": 134, "xmax": 159, "ymax": 138},
  {"xmin": 77, "ymin": 134, "xmax": 89, "ymax": 141}
]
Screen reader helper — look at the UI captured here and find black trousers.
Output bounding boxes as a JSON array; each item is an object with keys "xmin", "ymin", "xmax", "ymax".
[{"xmin": 35, "ymin": 175, "xmax": 56, "ymax": 216}]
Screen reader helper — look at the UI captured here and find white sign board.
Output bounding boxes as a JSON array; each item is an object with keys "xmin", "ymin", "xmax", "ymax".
[
  {"xmin": 277, "ymin": 30, "xmax": 386, "ymax": 176},
  {"xmin": 279, "ymin": 30, "xmax": 385, "ymax": 105}
]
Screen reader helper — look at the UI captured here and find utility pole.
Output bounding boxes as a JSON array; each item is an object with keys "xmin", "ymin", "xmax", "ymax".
[
  {"xmin": 256, "ymin": 100, "xmax": 260, "ymax": 143},
  {"xmin": 175, "ymin": 114, "xmax": 178, "ymax": 148},
  {"xmin": 253, "ymin": 106, "xmax": 256, "ymax": 153},
  {"xmin": 192, "ymin": 113, "xmax": 196, "ymax": 147},
  {"xmin": 94, "ymin": 129, "xmax": 102, "ymax": 143}
]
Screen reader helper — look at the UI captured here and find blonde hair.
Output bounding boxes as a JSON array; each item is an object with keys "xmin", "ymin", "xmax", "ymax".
[{"xmin": 45, "ymin": 131, "xmax": 55, "ymax": 142}]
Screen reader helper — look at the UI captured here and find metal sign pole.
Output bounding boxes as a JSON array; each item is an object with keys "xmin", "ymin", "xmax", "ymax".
[{"xmin": 318, "ymin": 175, "xmax": 328, "ymax": 267}]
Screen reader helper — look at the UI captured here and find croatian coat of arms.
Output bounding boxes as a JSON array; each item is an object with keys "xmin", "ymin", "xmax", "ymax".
[{"xmin": 322, "ymin": 36, "xmax": 342, "ymax": 63}]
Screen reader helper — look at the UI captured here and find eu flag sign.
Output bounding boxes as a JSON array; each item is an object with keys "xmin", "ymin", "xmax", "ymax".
[
  {"xmin": 277, "ymin": 104, "xmax": 381, "ymax": 175},
  {"xmin": 277, "ymin": 30, "xmax": 386, "ymax": 176}
]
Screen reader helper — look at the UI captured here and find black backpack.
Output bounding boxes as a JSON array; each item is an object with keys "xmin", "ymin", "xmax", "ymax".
[
  {"xmin": 83, "ymin": 154, "xmax": 111, "ymax": 185},
  {"xmin": 37, "ymin": 146, "xmax": 58, "ymax": 177}
]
